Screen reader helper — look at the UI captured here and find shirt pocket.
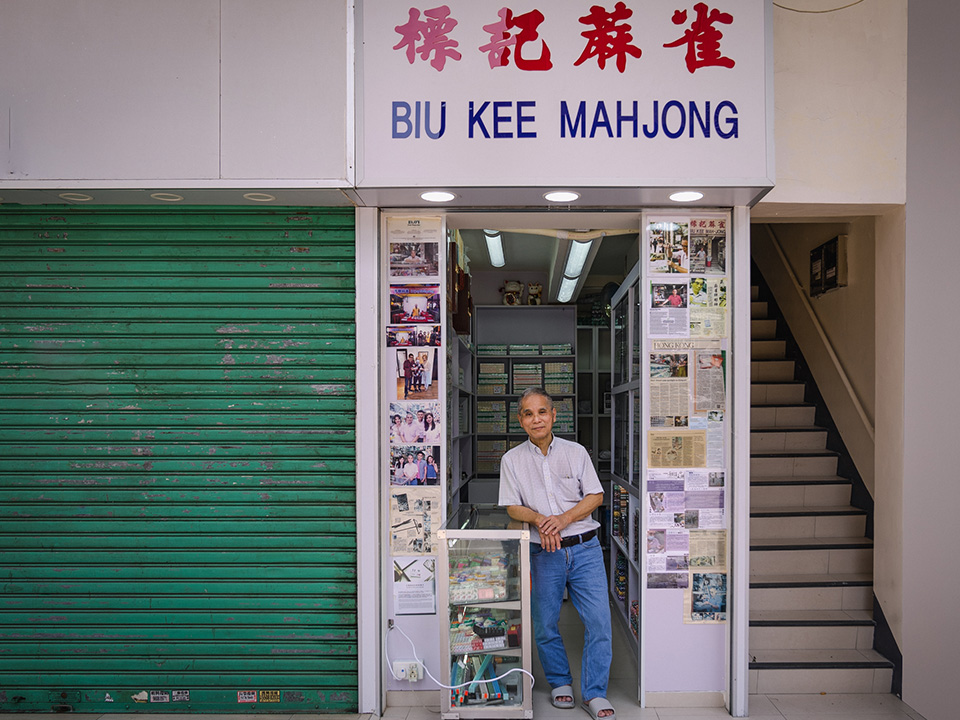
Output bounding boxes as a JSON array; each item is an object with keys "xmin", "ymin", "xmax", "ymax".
[{"xmin": 554, "ymin": 475, "xmax": 582, "ymax": 504}]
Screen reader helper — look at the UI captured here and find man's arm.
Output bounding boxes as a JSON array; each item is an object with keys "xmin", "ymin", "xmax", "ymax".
[{"xmin": 507, "ymin": 492, "xmax": 603, "ymax": 553}]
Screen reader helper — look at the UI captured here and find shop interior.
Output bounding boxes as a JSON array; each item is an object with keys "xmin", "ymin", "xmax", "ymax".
[{"xmin": 442, "ymin": 217, "xmax": 643, "ymax": 706}]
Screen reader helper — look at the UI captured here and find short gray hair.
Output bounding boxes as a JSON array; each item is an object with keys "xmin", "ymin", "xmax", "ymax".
[{"xmin": 518, "ymin": 386, "xmax": 554, "ymax": 410}]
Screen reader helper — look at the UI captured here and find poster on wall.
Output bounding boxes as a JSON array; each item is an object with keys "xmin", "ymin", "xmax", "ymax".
[
  {"xmin": 387, "ymin": 216, "xmax": 443, "ymax": 279},
  {"xmin": 393, "ymin": 557, "xmax": 438, "ymax": 615},
  {"xmin": 389, "ymin": 486, "xmax": 442, "ymax": 555},
  {"xmin": 387, "ymin": 324, "xmax": 442, "ymax": 347}
]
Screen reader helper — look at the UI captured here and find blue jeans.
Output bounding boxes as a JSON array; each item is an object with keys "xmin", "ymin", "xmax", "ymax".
[{"xmin": 529, "ymin": 536, "xmax": 611, "ymax": 701}]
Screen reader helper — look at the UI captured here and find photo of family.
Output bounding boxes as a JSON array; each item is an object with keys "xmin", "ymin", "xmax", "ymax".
[
  {"xmin": 388, "ymin": 401, "xmax": 443, "ymax": 446},
  {"xmin": 395, "ymin": 347, "xmax": 439, "ymax": 401},
  {"xmin": 390, "ymin": 445, "xmax": 442, "ymax": 486}
]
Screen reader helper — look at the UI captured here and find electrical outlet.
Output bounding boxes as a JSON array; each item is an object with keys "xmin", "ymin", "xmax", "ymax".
[{"xmin": 393, "ymin": 660, "xmax": 422, "ymax": 682}]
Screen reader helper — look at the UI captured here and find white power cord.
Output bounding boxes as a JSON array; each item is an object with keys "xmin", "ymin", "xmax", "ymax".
[{"xmin": 386, "ymin": 622, "xmax": 536, "ymax": 691}]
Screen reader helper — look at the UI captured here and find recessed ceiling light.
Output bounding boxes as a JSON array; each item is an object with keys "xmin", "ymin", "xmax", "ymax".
[
  {"xmin": 243, "ymin": 192, "xmax": 276, "ymax": 202},
  {"xmin": 544, "ymin": 191, "xmax": 580, "ymax": 203},
  {"xmin": 150, "ymin": 192, "xmax": 184, "ymax": 202},
  {"xmin": 59, "ymin": 192, "xmax": 93, "ymax": 202},
  {"xmin": 420, "ymin": 190, "xmax": 456, "ymax": 203},
  {"xmin": 669, "ymin": 191, "xmax": 704, "ymax": 203}
]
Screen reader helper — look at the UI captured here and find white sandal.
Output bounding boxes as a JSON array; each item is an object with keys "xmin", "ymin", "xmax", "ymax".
[
  {"xmin": 551, "ymin": 684, "xmax": 575, "ymax": 709},
  {"xmin": 582, "ymin": 697, "xmax": 615, "ymax": 720}
]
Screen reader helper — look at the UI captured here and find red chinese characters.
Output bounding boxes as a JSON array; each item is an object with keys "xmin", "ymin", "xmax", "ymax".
[
  {"xmin": 394, "ymin": 5, "xmax": 463, "ymax": 71},
  {"xmin": 574, "ymin": 2, "xmax": 642, "ymax": 73},
  {"xmin": 391, "ymin": 3, "xmax": 737, "ymax": 75},
  {"xmin": 479, "ymin": 8, "xmax": 553, "ymax": 71},
  {"xmin": 664, "ymin": 3, "xmax": 735, "ymax": 73}
]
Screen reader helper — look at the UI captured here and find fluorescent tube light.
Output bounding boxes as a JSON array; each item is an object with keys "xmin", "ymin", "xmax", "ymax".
[
  {"xmin": 557, "ymin": 276, "xmax": 578, "ymax": 303},
  {"xmin": 483, "ymin": 229, "xmax": 505, "ymax": 267},
  {"xmin": 563, "ymin": 240, "xmax": 593, "ymax": 279}
]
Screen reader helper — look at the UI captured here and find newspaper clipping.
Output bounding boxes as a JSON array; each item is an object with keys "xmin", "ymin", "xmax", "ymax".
[
  {"xmin": 389, "ymin": 486, "xmax": 441, "ymax": 555},
  {"xmin": 684, "ymin": 529, "xmax": 728, "ymax": 623},
  {"xmin": 689, "ymin": 217, "xmax": 726, "ymax": 275},
  {"xmin": 648, "ymin": 219, "xmax": 690, "ymax": 274},
  {"xmin": 649, "ymin": 282, "xmax": 689, "ymax": 338},
  {"xmin": 694, "ymin": 350, "xmax": 726, "ymax": 413},
  {"xmin": 648, "ymin": 429, "xmax": 707, "ymax": 468},
  {"xmin": 689, "ymin": 276, "xmax": 727, "ymax": 337}
]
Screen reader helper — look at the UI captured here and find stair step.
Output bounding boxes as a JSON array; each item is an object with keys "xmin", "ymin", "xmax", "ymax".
[
  {"xmin": 751, "ymin": 581, "xmax": 873, "ymax": 613},
  {"xmin": 752, "ymin": 665, "xmax": 893, "ymax": 694},
  {"xmin": 752, "ymin": 339, "xmax": 787, "ymax": 359},
  {"xmin": 752, "ymin": 359, "xmax": 795, "ymax": 382},
  {"xmin": 751, "ymin": 301, "xmax": 768, "ymax": 318},
  {"xmin": 750, "ymin": 506, "xmax": 866, "ymax": 540},
  {"xmin": 751, "ymin": 476, "xmax": 853, "ymax": 508},
  {"xmin": 751, "ymin": 453, "xmax": 839, "ymax": 477},
  {"xmin": 751, "ymin": 285, "xmax": 760, "ymax": 301},
  {"xmin": 751, "ymin": 318, "xmax": 777, "ymax": 339},
  {"xmin": 751, "ymin": 537, "xmax": 873, "ymax": 577},
  {"xmin": 751, "ymin": 610, "xmax": 875, "ymax": 651},
  {"xmin": 751, "ymin": 404, "xmax": 817, "ymax": 428},
  {"xmin": 751, "ymin": 382, "xmax": 805, "ymax": 405},
  {"xmin": 750, "ymin": 572, "xmax": 873, "ymax": 588},
  {"xmin": 751, "ymin": 427, "xmax": 828, "ymax": 452},
  {"xmin": 751, "ymin": 647, "xmax": 893, "ymax": 669}
]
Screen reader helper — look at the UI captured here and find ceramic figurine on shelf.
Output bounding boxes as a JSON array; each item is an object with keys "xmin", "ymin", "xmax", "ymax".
[
  {"xmin": 501, "ymin": 280, "xmax": 523, "ymax": 305},
  {"xmin": 527, "ymin": 281, "xmax": 543, "ymax": 305}
]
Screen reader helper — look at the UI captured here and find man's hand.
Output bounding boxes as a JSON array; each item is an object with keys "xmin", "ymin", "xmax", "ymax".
[{"xmin": 537, "ymin": 514, "xmax": 570, "ymax": 552}]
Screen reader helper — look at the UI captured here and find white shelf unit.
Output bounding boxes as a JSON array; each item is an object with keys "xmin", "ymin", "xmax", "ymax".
[
  {"xmin": 608, "ymin": 268, "xmax": 643, "ymax": 662},
  {"xmin": 472, "ymin": 305, "xmax": 577, "ymax": 488},
  {"xmin": 448, "ymin": 324, "xmax": 476, "ymax": 519}
]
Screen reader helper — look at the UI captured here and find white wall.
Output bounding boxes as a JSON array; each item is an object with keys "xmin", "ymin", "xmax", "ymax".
[
  {"xmin": 902, "ymin": 4, "xmax": 960, "ymax": 719},
  {"xmin": 0, "ymin": 0, "xmax": 350, "ymax": 185},
  {"xmin": 762, "ymin": 0, "xmax": 907, "ymax": 207},
  {"xmin": 873, "ymin": 208, "xmax": 904, "ymax": 652}
]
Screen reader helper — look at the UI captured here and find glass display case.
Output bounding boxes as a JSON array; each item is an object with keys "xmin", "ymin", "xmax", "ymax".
[{"xmin": 438, "ymin": 506, "xmax": 533, "ymax": 719}]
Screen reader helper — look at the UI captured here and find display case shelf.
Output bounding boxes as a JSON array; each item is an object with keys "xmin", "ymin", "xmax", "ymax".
[{"xmin": 439, "ymin": 506, "xmax": 533, "ymax": 719}]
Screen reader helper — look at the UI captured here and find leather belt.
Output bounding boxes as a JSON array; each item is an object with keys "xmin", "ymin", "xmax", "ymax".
[{"xmin": 558, "ymin": 529, "xmax": 597, "ymax": 548}]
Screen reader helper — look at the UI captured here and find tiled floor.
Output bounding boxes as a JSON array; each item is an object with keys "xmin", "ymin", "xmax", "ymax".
[{"xmin": 385, "ymin": 600, "xmax": 923, "ymax": 720}]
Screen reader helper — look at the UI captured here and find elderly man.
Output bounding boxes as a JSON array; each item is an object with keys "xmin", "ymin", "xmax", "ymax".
[{"xmin": 498, "ymin": 387, "xmax": 614, "ymax": 720}]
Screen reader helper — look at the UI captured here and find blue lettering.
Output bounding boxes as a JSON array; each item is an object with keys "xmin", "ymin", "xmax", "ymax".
[
  {"xmin": 560, "ymin": 101, "xmax": 587, "ymax": 138},
  {"xmin": 469, "ymin": 101, "xmax": 491, "ymax": 139},
  {"xmin": 715, "ymin": 100, "xmax": 738, "ymax": 138},
  {"xmin": 689, "ymin": 101, "xmax": 710, "ymax": 138},
  {"xmin": 643, "ymin": 100, "xmax": 659, "ymax": 138},
  {"xmin": 493, "ymin": 101, "xmax": 513, "ymax": 138},
  {"xmin": 590, "ymin": 101, "xmax": 613, "ymax": 139},
  {"xmin": 517, "ymin": 101, "xmax": 537, "ymax": 138},
  {"xmin": 392, "ymin": 102, "xmax": 413, "ymax": 139},
  {"xmin": 663, "ymin": 100, "xmax": 685, "ymax": 139},
  {"xmin": 424, "ymin": 101, "xmax": 446, "ymax": 139},
  {"xmin": 617, "ymin": 101, "xmax": 638, "ymax": 138}
]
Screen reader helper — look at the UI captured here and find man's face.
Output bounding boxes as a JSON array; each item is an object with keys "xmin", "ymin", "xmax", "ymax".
[
  {"xmin": 518, "ymin": 393, "xmax": 556, "ymax": 443},
  {"xmin": 405, "ymin": 414, "xmax": 414, "ymax": 424}
]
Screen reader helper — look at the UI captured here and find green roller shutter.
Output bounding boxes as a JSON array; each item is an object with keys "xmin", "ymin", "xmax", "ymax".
[{"xmin": 0, "ymin": 207, "xmax": 357, "ymax": 713}]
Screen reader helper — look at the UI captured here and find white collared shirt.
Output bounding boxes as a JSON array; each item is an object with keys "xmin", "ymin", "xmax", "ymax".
[{"xmin": 498, "ymin": 435, "xmax": 603, "ymax": 544}]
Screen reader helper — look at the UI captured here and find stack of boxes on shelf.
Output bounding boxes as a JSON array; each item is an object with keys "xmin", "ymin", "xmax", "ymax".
[{"xmin": 477, "ymin": 361, "xmax": 508, "ymax": 395}]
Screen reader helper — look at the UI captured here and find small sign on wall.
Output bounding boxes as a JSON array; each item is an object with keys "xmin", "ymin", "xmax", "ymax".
[{"xmin": 809, "ymin": 235, "xmax": 847, "ymax": 297}]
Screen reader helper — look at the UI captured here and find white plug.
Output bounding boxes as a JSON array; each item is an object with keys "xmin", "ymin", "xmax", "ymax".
[{"xmin": 393, "ymin": 660, "xmax": 422, "ymax": 682}]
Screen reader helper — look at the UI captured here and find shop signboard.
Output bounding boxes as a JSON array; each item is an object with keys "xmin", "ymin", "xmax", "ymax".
[{"xmin": 358, "ymin": 0, "xmax": 773, "ymax": 189}]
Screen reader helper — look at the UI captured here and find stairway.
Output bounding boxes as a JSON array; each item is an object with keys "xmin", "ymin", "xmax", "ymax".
[{"xmin": 749, "ymin": 285, "xmax": 894, "ymax": 694}]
